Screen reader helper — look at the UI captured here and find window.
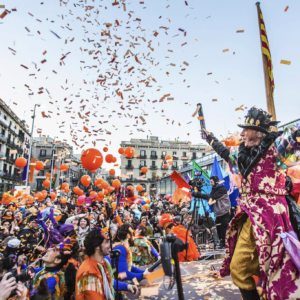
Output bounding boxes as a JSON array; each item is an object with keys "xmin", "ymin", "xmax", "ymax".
[
  {"xmin": 141, "ymin": 160, "xmax": 146, "ymax": 167},
  {"xmin": 3, "ymin": 164, "xmax": 7, "ymax": 173},
  {"xmin": 192, "ymin": 152, "xmax": 196, "ymax": 159},
  {"xmin": 162, "ymin": 151, "xmax": 166, "ymax": 157},
  {"xmin": 1, "ymin": 129, "xmax": 5, "ymax": 135},
  {"xmin": 152, "ymin": 161, "xmax": 156, "ymax": 166},
  {"xmin": 173, "ymin": 151, "xmax": 177, "ymax": 155},
  {"xmin": 127, "ymin": 160, "xmax": 132, "ymax": 166},
  {"xmin": 182, "ymin": 152, "xmax": 186, "ymax": 157},
  {"xmin": 140, "ymin": 150, "xmax": 145, "ymax": 157},
  {"xmin": 3, "ymin": 115, "xmax": 7, "ymax": 120},
  {"xmin": 151, "ymin": 151, "xmax": 156, "ymax": 156},
  {"xmin": 40, "ymin": 149, "xmax": 46, "ymax": 156},
  {"xmin": 37, "ymin": 181, "xmax": 43, "ymax": 189},
  {"xmin": 174, "ymin": 161, "xmax": 178, "ymax": 167},
  {"xmin": 202, "ymin": 153, "xmax": 206, "ymax": 157},
  {"xmin": 39, "ymin": 170, "xmax": 45, "ymax": 176}
]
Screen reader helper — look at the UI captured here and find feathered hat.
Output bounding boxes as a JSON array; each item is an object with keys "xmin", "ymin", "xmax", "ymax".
[
  {"xmin": 238, "ymin": 107, "xmax": 280, "ymax": 134},
  {"xmin": 159, "ymin": 213, "xmax": 173, "ymax": 229},
  {"xmin": 53, "ymin": 237, "xmax": 77, "ymax": 254}
]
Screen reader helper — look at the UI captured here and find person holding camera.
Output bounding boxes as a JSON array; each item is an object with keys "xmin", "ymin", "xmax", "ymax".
[{"xmin": 192, "ymin": 175, "xmax": 230, "ymax": 249}]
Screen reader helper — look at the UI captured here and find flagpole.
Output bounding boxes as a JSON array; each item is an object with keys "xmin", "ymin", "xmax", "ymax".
[{"xmin": 255, "ymin": 2, "xmax": 277, "ymax": 120}]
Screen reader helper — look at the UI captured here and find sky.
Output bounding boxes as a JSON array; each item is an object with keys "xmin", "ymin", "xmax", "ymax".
[{"xmin": 0, "ymin": 0, "xmax": 299, "ymax": 174}]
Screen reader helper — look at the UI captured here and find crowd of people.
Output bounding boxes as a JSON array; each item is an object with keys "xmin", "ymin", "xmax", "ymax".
[{"xmin": 0, "ymin": 188, "xmax": 207, "ymax": 300}]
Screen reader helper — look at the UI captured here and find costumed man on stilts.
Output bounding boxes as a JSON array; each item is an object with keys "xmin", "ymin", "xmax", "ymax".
[{"xmin": 203, "ymin": 107, "xmax": 300, "ymax": 300}]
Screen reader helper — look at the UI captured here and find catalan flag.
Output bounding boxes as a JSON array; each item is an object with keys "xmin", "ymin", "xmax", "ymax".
[{"xmin": 258, "ymin": 6, "xmax": 275, "ymax": 97}]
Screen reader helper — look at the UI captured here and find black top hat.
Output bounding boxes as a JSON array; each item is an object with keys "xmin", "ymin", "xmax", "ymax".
[{"xmin": 238, "ymin": 107, "xmax": 280, "ymax": 134}]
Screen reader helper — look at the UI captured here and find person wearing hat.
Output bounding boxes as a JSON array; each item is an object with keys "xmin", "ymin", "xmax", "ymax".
[
  {"xmin": 17, "ymin": 214, "xmax": 45, "ymax": 262},
  {"xmin": 202, "ymin": 107, "xmax": 300, "ymax": 300}
]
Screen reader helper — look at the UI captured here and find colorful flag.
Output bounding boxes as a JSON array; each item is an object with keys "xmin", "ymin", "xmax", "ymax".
[{"xmin": 258, "ymin": 6, "xmax": 275, "ymax": 97}]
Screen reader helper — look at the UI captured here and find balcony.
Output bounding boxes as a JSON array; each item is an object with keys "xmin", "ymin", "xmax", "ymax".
[
  {"xmin": 3, "ymin": 173, "xmax": 12, "ymax": 179},
  {"xmin": 0, "ymin": 152, "xmax": 5, "ymax": 158},
  {"xmin": 35, "ymin": 175, "xmax": 46, "ymax": 179},
  {"xmin": 139, "ymin": 165, "xmax": 147, "ymax": 169},
  {"xmin": 161, "ymin": 165, "xmax": 168, "ymax": 169},
  {"xmin": 39, "ymin": 154, "xmax": 53, "ymax": 159},
  {"xmin": 72, "ymin": 177, "xmax": 78, "ymax": 182},
  {"xmin": 150, "ymin": 165, "xmax": 157, "ymax": 170},
  {"xmin": 181, "ymin": 157, "xmax": 188, "ymax": 160},
  {"xmin": 12, "ymin": 174, "xmax": 22, "ymax": 181},
  {"xmin": 139, "ymin": 155, "xmax": 147, "ymax": 159},
  {"xmin": 0, "ymin": 117, "xmax": 9, "ymax": 127},
  {"xmin": 161, "ymin": 155, "xmax": 166, "ymax": 159},
  {"xmin": 173, "ymin": 156, "xmax": 178, "ymax": 160},
  {"xmin": 24, "ymin": 153, "xmax": 29, "ymax": 159},
  {"xmin": 150, "ymin": 155, "xmax": 157, "ymax": 159},
  {"xmin": 7, "ymin": 140, "xmax": 23, "ymax": 154},
  {"xmin": 9, "ymin": 126, "xmax": 18, "ymax": 136},
  {"xmin": 5, "ymin": 156, "xmax": 15, "ymax": 164},
  {"xmin": 172, "ymin": 165, "xmax": 178, "ymax": 170},
  {"xmin": 125, "ymin": 165, "xmax": 134, "ymax": 169}
]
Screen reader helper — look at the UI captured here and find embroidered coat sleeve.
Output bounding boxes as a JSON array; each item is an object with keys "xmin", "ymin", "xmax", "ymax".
[{"xmin": 275, "ymin": 123, "xmax": 300, "ymax": 169}]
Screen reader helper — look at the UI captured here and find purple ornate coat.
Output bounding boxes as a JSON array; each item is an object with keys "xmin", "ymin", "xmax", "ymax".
[
  {"xmin": 221, "ymin": 143, "xmax": 300, "ymax": 300},
  {"xmin": 207, "ymin": 124, "xmax": 300, "ymax": 300}
]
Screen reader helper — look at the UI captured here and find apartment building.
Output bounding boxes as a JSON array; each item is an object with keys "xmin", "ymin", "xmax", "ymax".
[
  {"xmin": 0, "ymin": 99, "xmax": 31, "ymax": 193},
  {"xmin": 30, "ymin": 136, "xmax": 81, "ymax": 191},
  {"xmin": 120, "ymin": 136, "xmax": 213, "ymax": 196}
]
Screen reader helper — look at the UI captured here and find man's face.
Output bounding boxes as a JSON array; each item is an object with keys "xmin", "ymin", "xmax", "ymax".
[
  {"xmin": 15, "ymin": 214, "xmax": 22, "ymax": 221},
  {"xmin": 123, "ymin": 214, "xmax": 132, "ymax": 223},
  {"xmin": 240, "ymin": 128, "xmax": 261, "ymax": 148},
  {"xmin": 180, "ymin": 209, "xmax": 187, "ymax": 215},
  {"xmin": 42, "ymin": 248, "xmax": 61, "ymax": 265},
  {"xmin": 100, "ymin": 239, "xmax": 111, "ymax": 256},
  {"xmin": 30, "ymin": 221, "xmax": 38, "ymax": 230}
]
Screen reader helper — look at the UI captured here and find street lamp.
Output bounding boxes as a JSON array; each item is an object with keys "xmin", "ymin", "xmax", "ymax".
[
  {"xmin": 25, "ymin": 104, "xmax": 41, "ymax": 188},
  {"xmin": 50, "ymin": 136, "xmax": 58, "ymax": 191}
]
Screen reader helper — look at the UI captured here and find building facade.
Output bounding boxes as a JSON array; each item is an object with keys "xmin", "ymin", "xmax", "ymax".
[
  {"xmin": 120, "ymin": 136, "xmax": 213, "ymax": 196},
  {"xmin": 30, "ymin": 136, "xmax": 81, "ymax": 192},
  {"xmin": 0, "ymin": 99, "xmax": 31, "ymax": 195}
]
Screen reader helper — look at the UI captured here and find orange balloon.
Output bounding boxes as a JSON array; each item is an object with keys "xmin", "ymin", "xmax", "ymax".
[
  {"xmin": 62, "ymin": 182, "xmax": 69, "ymax": 189},
  {"xmin": 109, "ymin": 169, "xmax": 115, "ymax": 175},
  {"xmin": 35, "ymin": 161, "xmax": 44, "ymax": 171},
  {"xmin": 103, "ymin": 189, "xmax": 109, "ymax": 195},
  {"xmin": 101, "ymin": 182, "xmax": 109, "ymax": 189},
  {"xmin": 98, "ymin": 191, "xmax": 104, "ymax": 198},
  {"xmin": 81, "ymin": 148, "xmax": 103, "ymax": 171},
  {"xmin": 107, "ymin": 187, "xmax": 114, "ymax": 193},
  {"xmin": 136, "ymin": 185, "xmax": 143, "ymax": 192},
  {"xmin": 146, "ymin": 199, "xmax": 151, "ymax": 204},
  {"xmin": 15, "ymin": 157, "xmax": 27, "ymax": 168},
  {"xmin": 64, "ymin": 188, "xmax": 70, "ymax": 193},
  {"xmin": 124, "ymin": 147, "xmax": 135, "ymax": 158},
  {"xmin": 81, "ymin": 175, "xmax": 91, "ymax": 187},
  {"xmin": 91, "ymin": 170, "xmax": 96, "ymax": 174},
  {"xmin": 43, "ymin": 180, "xmax": 50, "ymax": 187},
  {"xmin": 60, "ymin": 164, "xmax": 69, "ymax": 172},
  {"xmin": 78, "ymin": 189, "xmax": 84, "ymax": 196},
  {"xmin": 112, "ymin": 179, "xmax": 121, "ymax": 188},
  {"xmin": 103, "ymin": 147, "xmax": 108, "ymax": 152},
  {"xmin": 27, "ymin": 195, "xmax": 34, "ymax": 205},
  {"xmin": 165, "ymin": 155, "xmax": 173, "ymax": 161},
  {"xmin": 41, "ymin": 190, "xmax": 47, "ymax": 196},
  {"xmin": 60, "ymin": 197, "xmax": 67, "ymax": 204},
  {"xmin": 128, "ymin": 186, "xmax": 134, "ymax": 191},
  {"xmin": 163, "ymin": 164, "xmax": 167, "ymax": 169},
  {"xmin": 90, "ymin": 191, "xmax": 96, "ymax": 197},
  {"xmin": 112, "ymin": 157, "xmax": 117, "ymax": 163},
  {"xmin": 94, "ymin": 179, "xmax": 103, "ymax": 187},
  {"xmin": 34, "ymin": 192, "xmax": 43, "ymax": 200},
  {"xmin": 118, "ymin": 148, "xmax": 124, "ymax": 154},
  {"xmin": 105, "ymin": 154, "xmax": 113, "ymax": 163},
  {"xmin": 73, "ymin": 186, "xmax": 80, "ymax": 194},
  {"xmin": 141, "ymin": 167, "xmax": 148, "ymax": 173},
  {"xmin": 50, "ymin": 192, "xmax": 56, "ymax": 201}
]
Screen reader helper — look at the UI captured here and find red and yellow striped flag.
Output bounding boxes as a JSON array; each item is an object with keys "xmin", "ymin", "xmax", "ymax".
[{"xmin": 258, "ymin": 7, "xmax": 275, "ymax": 97}]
